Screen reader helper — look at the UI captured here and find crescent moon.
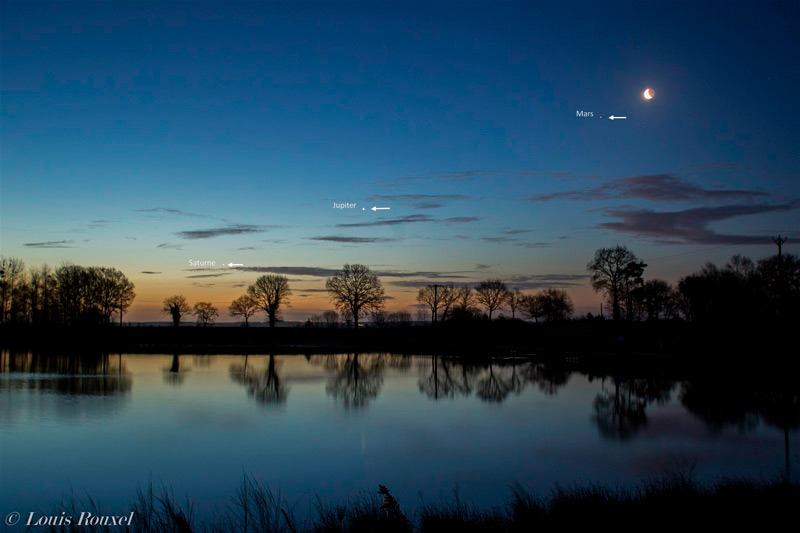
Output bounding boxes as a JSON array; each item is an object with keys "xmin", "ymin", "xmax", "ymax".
[{"xmin": 643, "ymin": 88, "xmax": 654, "ymax": 100}]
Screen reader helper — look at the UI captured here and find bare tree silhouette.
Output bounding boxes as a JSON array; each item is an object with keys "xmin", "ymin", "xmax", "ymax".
[
  {"xmin": 1, "ymin": 260, "xmax": 139, "ymax": 326},
  {"xmin": 89, "ymin": 267, "xmax": 136, "ymax": 326},
  {"xmin": 193, "ymin": 301, "xmax": 219, "ymax": 327},
  {"xmin": 450, "ymin": 286, "xmax": 480, "ymax": 320},
  {"xmin": 416, "ymin": 284, "xmax": 457, "ymax": 323},
  {"xmin": 321, "ymin": 310, "xmax": 339, "ymax": 327},
  {"xmin": 248, "ymin": 275, "xmax": 292, "ymax": 328},
  {"xmin": 537, "ymin": 288, "xmax": 574, "ymax": 322},
  {"xmin": 0, "ymin": 256, "xmax": 25, "ymax": 324},
  {"xmin": 325, "ymin": 264, "xmax": 385, "ymax": 328},
  {"xmin": 229, "ymin": 294, "xmax": 258, "ymax": 326},
  {"xmin": 521, "ymin": 293, "xmax": 543, "ymax": 323},
  {"xmin": 474, "ymin": 279, "xmax": 509, "ymax": 320},
  {"xmin": 162, "ymin": 295, "xmax": 190, "ymax": 327},
  {"xmin": 506, "ymin": 288, "xmax": 523, "ymax": 319}
]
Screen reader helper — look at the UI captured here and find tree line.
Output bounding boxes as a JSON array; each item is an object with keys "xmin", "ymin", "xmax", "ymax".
[
  {"xmin": 3, "ymin": 245, "xmax": 797, "ymax": 328},
  {"xmin": 412, "ymin": 281, "xmax": 574, "ymax": 324},
  {"xmin": 586, "ymin": 245, "xmax": 799, "ymax": 323},
  {"xmin": 165, "ymin": 264, "xmax": 387, "ymax": 327},
  {"xmin": 160, "ymin": 247, "xmax": 800, "ymax": 327},
  {"xmin": 0, "ymin": 258, "xmax": 135, "ymax": 326}
]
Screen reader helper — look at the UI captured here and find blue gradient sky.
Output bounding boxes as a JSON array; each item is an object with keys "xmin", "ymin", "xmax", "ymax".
[{"xmin": 2, "ymin": 0, "xmax": 798, "ymax": 320}]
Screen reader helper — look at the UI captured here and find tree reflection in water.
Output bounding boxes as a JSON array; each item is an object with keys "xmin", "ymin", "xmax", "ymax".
[
  {"xmin": 0, "ymin": 351, "xmax": 132, "ymax": 395},
  {"xmin": 523, "ymin": 362, "xmax": 572, "ymax": 396},
  {"xmin": 324, "ymin": 353, "xmax": 385, "ymax": 409},
  {"xmin": 417, "ymin": 355, "xmax": 478, "ymax": 400},
  {"xmin": 476, "ymin": 358, "xmax": 519, "ymax": 403},
  {"xmin": 681, "ymin": 376, "xmax": 800, "ymax": 475},
  {"xmin": 417, "ymin": 357, "xmax": 573, "ymax": 402},
  {"xmin": 306, "ymin": 353, "xmax": 411, "ymax": 409},
  {"xmin": 229, "ymin": 354, "xmax": 289, "ymax": 406},
  {"xmin": 163, "ymin": 354, "xmax": 189, "ymax": 386},
  {"xmin": 592, "ymin": 376, "xmax": 674, "ymax": 441},
  {"xmin": 0, "ymin": 351, "xmax": 132, "ymax": 425}
]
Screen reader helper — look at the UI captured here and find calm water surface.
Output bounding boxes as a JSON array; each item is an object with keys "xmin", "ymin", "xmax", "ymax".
[{"xmin": 1, "ymin": 352, "xmax": 797, "ymax": 518}]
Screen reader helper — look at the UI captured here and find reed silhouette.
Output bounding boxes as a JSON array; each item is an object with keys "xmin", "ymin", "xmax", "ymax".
[{"xmin": 34, "ymin": 472, "xmax": 800, "ymax": 533}]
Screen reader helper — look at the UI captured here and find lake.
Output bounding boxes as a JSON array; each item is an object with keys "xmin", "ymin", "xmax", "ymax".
[{"xmin": 1, "ymin": 352, "xmax": 797, "ymax": 519}]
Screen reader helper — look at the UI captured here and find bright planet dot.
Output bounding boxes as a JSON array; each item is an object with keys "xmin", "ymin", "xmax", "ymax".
[{"xmin": 643, "ymin": 88, "xmax": 655, "ymax": 100}]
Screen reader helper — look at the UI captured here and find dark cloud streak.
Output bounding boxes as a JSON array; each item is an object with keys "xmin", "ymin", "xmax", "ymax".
[
  {"xmin": 24, "ymin": 240, "xmax": 75, "ymax": 248},
  {"xmin": 308, "ymin": 236, "xmax": 398, "ymax": 243},
  {"xmin": 336, "ymin": 214, "xmax": 479, "ymax": 228},
  {"xmin": 176, "ymin": 224, "xmax": 276, "ymax": 239},
  {"xmin": 530, "ymin": 174, "xmax": 768, "ymax": 203},
  {"xmin": 598, "ymin": 204, "xmax": 794, "ymax": 244}
]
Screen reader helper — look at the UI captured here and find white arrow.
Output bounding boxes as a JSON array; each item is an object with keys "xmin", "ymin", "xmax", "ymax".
[
  {"xmin": 371, "ymin": 206, "xmax": 390, "ymax": 211},
  {"xmin": 609, "ymin": 115, "xmax": 627, "ymax": 121},
  {"xmin": 227, "ymin": 263, "xmax": 244, "ymax": 268}
]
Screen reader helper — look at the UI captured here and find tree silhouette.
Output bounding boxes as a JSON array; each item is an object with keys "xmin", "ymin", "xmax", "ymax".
[
  {"xmin": 587, "ymin": 245, "xmax": 646, "ymax": 321},
  {"xmin": 229, "ymin": 294, "xmax": 258, "ymax": 326},
  {"xmin": 632, "ymin": 279, "xmax": 674, "ymax": 321},
  {"xmin": 55, "ymin": 264, "xmax": 96, "ymax": 324},
  {"xmin": 162, "ymin": 295, "xmax": 190, "ymax": 327},
  {"xmin": 325, "ymin": 264, "xmax": 385, "ymax": 328},
  {"xmin": 678, "ymin": 258, "xmax": 759, "ymax": 323},
  {"xmin": 521, "ymin": 293, "xmax": 543, "ymax": 323},
  {"xmin": 474, "ymin": 278, "xmax": 508, "ymax": 320},
  {"xmin": 449, "ymin": 286, "xmax": 479, "ymax": 321},
  {"xmin": 0, "ymin": 256, "xmax": 25, "ymax": 324},
  {"xmin": 193, "ymin": 301, "xmax": 219, "ymax": 326},
  {"xmin": 506, "ymin": 288, "xmax": 523, "ymax": 319},
  {"xmin": 538, "ymin": 288, "xmax": 574, "ymax": 322},
  {"xmin": 320, "ymin": 310, "xmax": 339, "ymax": 327},
  {"xmin": 756, "ymin": 253, "xmax": 800, "ymax": 320},
  {"xmin": 248, "ymin": 275, "xmax": 292, "ymax": 328},
  {"xmin": 621, "ymin": 259, "xmax": 647, "ymax": 320},
  {"xmin": 416, "ymin": 284, "xmax": 456, "ymax": 323},
  {"xmin": 1, "ymin": 260, "xmax": 140, "ymax": 326},
  {"xmin": 90, "ymin": 267, "xmax": 136, "ymax": 326}
]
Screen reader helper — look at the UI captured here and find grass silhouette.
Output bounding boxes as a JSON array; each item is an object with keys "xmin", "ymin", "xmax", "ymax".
[{"xmin": 33, "ymin": 467, "xmax": 799, "ymax": 533}]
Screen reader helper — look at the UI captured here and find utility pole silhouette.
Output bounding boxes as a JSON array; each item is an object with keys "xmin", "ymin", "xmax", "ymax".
[{"xmin": 772, "ymin": 235, "xmax": 787, "ymax": 258}]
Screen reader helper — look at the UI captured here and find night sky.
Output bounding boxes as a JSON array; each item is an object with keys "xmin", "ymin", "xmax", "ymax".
[{"xmin": 2, "ymin": 0, "xmax": 798, "ymax": 321}]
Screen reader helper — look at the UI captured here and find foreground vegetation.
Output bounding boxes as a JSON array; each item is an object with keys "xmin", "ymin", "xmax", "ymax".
[{"xmin": 41, "ymin": 470, "xmax": 799, "ymax": 533}]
